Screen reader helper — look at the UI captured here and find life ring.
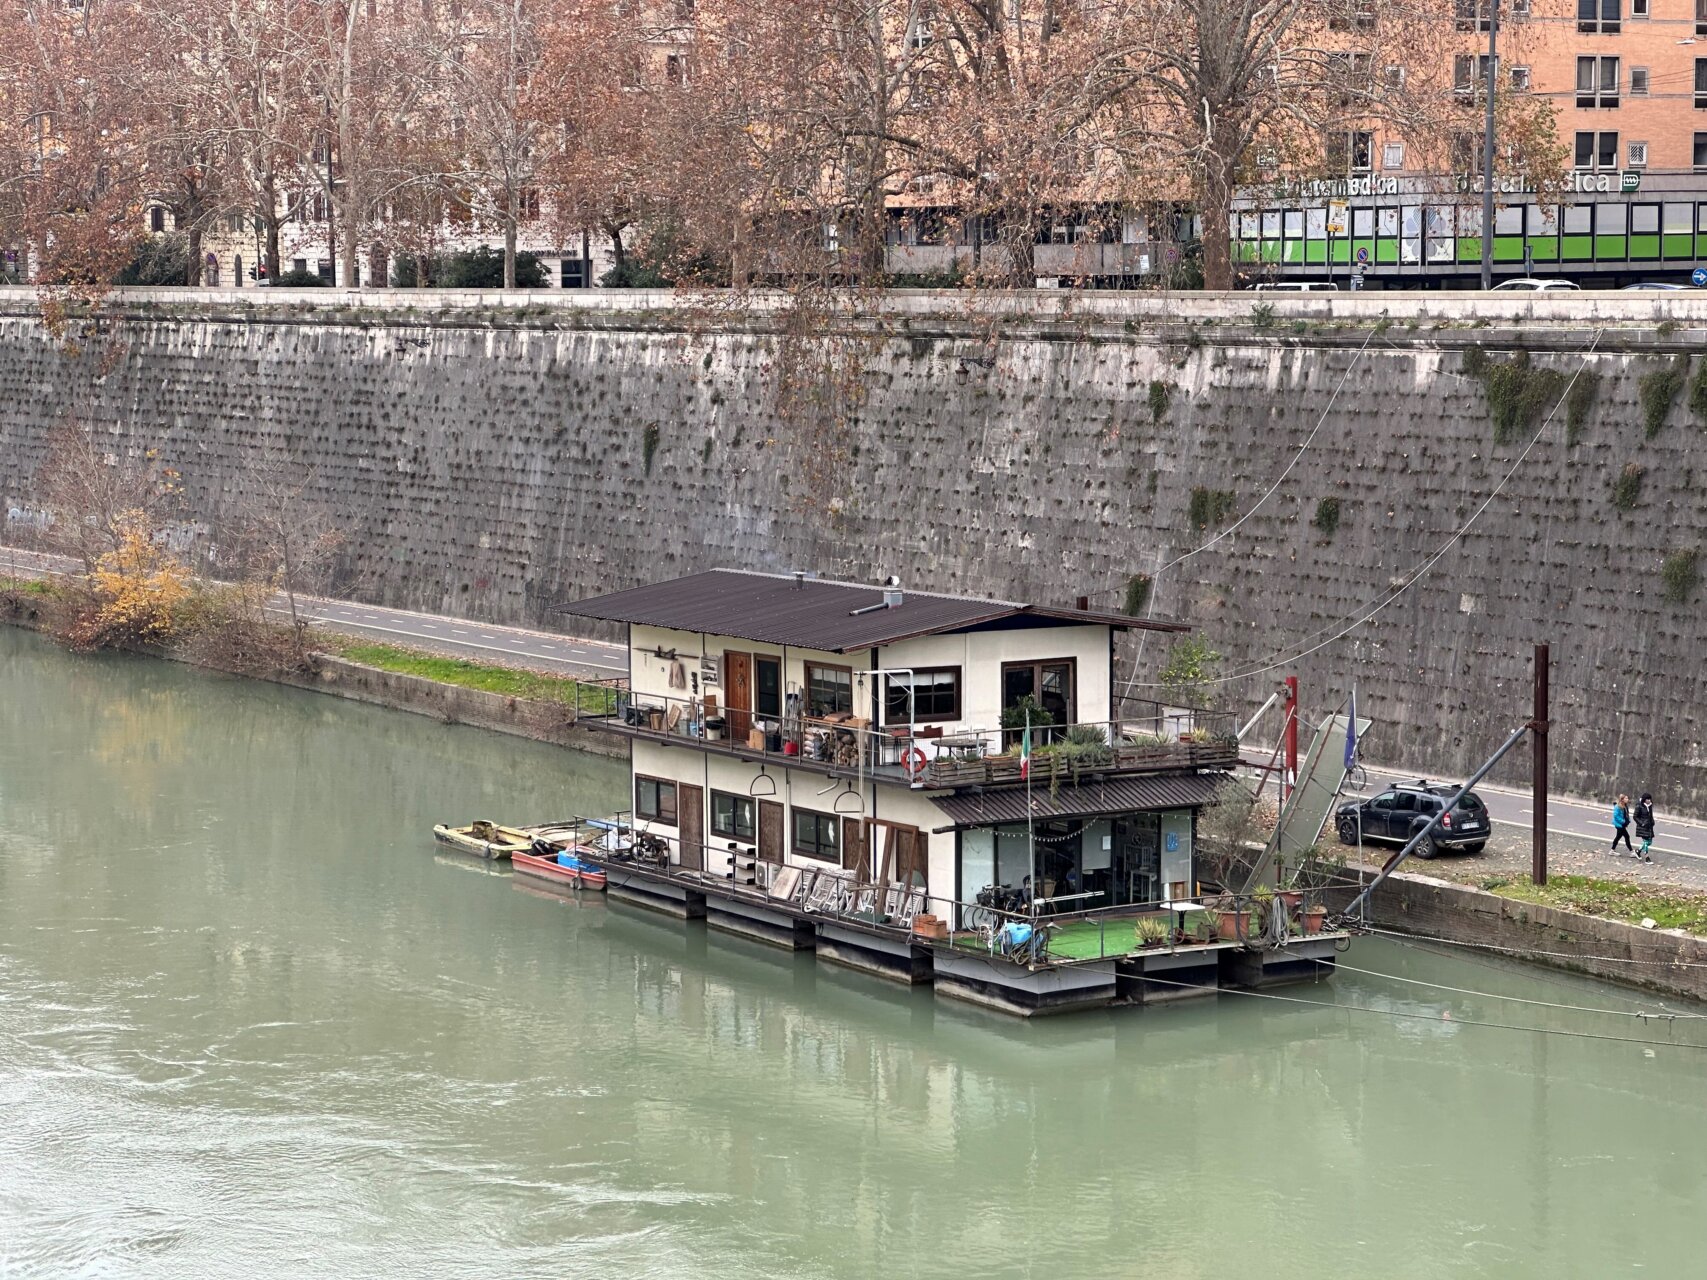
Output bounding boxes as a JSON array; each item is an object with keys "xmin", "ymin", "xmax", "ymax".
[{"xmin": 901, "ymin": 746, "xmax": 927, "ymax": 778}]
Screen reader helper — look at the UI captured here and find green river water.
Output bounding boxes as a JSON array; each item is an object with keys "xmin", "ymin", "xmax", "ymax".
[{"xmin": 1, "ymin": 626, "xmax": 1704, "ymax": 1278}]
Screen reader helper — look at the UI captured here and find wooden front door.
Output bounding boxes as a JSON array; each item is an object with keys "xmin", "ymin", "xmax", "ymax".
[
  {"xmin": 842, "ymin": 816, "xmax": 870, "ymax": 881},
  {"xmin": 678, "ymin": 783, "xmax": 704, "ymax": 871},
  {"xmin": 758, "ymin": 800, "xmax": 784, "ymax": 864},
  {"xmin": 724, "ymin": 651, "xmax": 753, "ymax": 741}
]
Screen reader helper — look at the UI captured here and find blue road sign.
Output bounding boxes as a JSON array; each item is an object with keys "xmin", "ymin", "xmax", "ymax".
[
  {"xmin": 1692, "ymin": 267, "xmax": 1707, "ymax": 288},
  {"xmin": 1355, "ymin": 247, "xmax": 1370, "ymax": 265}
]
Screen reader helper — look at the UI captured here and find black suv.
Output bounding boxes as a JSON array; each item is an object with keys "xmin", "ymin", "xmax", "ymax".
[{"xmin": 1335, "ymin": 781, "xmax": 1490, "ymax": 858}]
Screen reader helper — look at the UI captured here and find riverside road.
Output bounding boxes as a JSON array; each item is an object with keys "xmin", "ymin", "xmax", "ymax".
[{"xmin": 7, "ymin": 542, "xmax": 1705, "ymax": 874}]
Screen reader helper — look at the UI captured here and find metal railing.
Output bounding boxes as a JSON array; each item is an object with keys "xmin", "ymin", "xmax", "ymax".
[{"xmin": 591, "ymin": 691, "xmax": 1240, "ymax": 788}]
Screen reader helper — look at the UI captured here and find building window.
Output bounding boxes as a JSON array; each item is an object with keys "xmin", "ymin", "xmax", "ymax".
[
  {"xmin": 1578, "ymin": 0, "xmax": 1620, "ymax": 31},
  {"xmin": 753, "ymin": 655, "xmax": 782, "ymax": 719},
  {"xmin": 1329, "ymin": 0, "xmax": 1375, "ymax": 29},
  {"xmin": 1382, "ymin": 141, "xmax": 1406, "ymax": 171},
  {"xmin": 636, "ymin": 775, "xmax": 678, "ymax": 824},
  {"xmin": 1454, "ymin": 0, "xmax": 1492, "ymax": 30},
  {"xmin": 1697, "ymin": 58, "xmax": 1707, "ymax": 107},
  {"xmin": 1577, "ymin": 56, "xmax": 1620, "ymax": 108},
  {"xmin": 1630, "ymin": 66, "xmax": 1648, "ymax": 95},
  {"xmin": 1574, "ymin": 130, "xmax": 1619, "ymax": 168},
  {"xmin": 1325, "ymin": 130, "xmax": 1373, "ymax": 172},
  {"xmin": 1699, "ymin": 0, "xmax": 1707, "ymax": 35},
  {"xmin": 517, "ymin": 188, "xmax": 540, "ymax": 221},
  {"xmin": 1694, "ymin": 133, "xmax": 1707, "ymax": 169},
  {"xmin": 148, "ymin": 206, "xmax": 165, "ymax": 233},
  {"xmin": 1510, "ymin": 65, "xmax": 1531, "ymax": 91},
  {"xmin": 793, "ymin": 809, "xmax": 839, "ymax": 862},
  {"xmin": 1002, "ymin": 660, "xmax": 1076, "ymax": 734},
  {"xmin": 559, "ymin": 256, "xmax": 587, "ymax": 288},
  {"xmin": 1451, "ymin": 131, "xmax": 1479, "ymax": 171},
  {"xmin": 711, "ymin": 791, "xmax": 755, "ymax": 841},
  {"xmin": 885, "ymin": 668, "xmax": 962, "ymax": 723},
  {"xmin": 1632, "ymin": 0, "xmax": 1648, "ymax": 13},
  {"xmin": 804, "ymin": 663, "xmax": 853, "ymax": 718},
  {"xmin": 1454, "ymin": 53, "xmax": 1490, "ymax": 96}
]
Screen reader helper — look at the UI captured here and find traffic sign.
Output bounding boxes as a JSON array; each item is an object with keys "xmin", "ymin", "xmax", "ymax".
[
  {"xmin": 1355, "ymin": 247, "xmax": 1370, "ymax": 265},
  {"xmin": 1692, "ymin": 267, "xmax": 1707, "ymax": 288},
  {"xmin": 1327, "ymin": 200, "xmax": 1348, "ymax": 236}
]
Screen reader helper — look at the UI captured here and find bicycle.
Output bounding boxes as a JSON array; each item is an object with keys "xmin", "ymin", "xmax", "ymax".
[{"xmin": 993, "ymin": 918, "xmax": 1060, "ymax": 966}]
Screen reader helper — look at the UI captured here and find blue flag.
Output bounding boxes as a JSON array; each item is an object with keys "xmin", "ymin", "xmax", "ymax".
[{"xmin": 1343, "ymin": 687, "xmax": 1358, "ymax": 770}]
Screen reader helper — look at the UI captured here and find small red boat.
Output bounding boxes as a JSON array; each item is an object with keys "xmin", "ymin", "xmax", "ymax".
[
  {"xmin": 509, "ymin": 819, "xmax": 619, "ymax": 893},
  {"xmin": 512, "ymin": 846, "xmax": 607, "ymax": 892}
]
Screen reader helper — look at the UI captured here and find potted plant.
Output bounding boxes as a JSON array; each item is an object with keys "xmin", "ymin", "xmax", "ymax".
[
  {"xmin": 1299, "ymin": 900, "xmax": 1330, "ymax": 934},
  {"xmin": 1195, "ymin": 907, "xmax": 1221, "ymax": 943},
  {"xmin": 1134, "ymin": 914, "xmax": 1171, "ymax": 949},
  {"xmin": 1210, "ymin": 894, "xmax": 1250, "ymax": 941}
]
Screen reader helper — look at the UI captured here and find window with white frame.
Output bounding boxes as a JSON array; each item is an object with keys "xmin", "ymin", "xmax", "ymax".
[
  {"xmin": 1382, "ymin": 141, "xmax": 1406, "ymax": 171},
  {"xmin": 1577, "ymin": 56, "xmax": 1620, "ymax": 108}
]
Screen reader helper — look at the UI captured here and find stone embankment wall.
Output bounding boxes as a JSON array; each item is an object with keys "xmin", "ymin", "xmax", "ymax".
[
  {"xmin": 1335, "ymin": 871, "xmax": 1707, "ymax": 1004},
  {"xmin": 2, "ymin": 288, "xmax": 1705, "ymax": 811}
]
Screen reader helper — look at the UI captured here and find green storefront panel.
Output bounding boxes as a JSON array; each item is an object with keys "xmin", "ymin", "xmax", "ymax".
[
  {"xmin": 1305, "ymin": 241, "xmax": 1327, "ymax": 264},
  {"xmin": 1457, "ymin": 237, "xmax": 1481, "ymax": 264},
  {"xmin": 1662, "ymin": 234, "xmax": 1693, "ymax": 259},
  {"xmin": 1593, "ymin": 236, "xmax": 1626, "ymax": 260},
  {"xmin": 1562, "ymin": 235, "xmax": 1592, "ymax": 261},
  {"xmin": 1376, "ymin": 240, "xmax": 1398, "ymax": 264},
  {"xmin": 1629, "ymin": 235, "xmax": 1660, "ymax": 261},
  {"xmin": 1493, "ymin": 236, "xmax": 1523, "ymax": 263},
  {"xmin": 1527, "ymin": 238, "xmax": 1559, "ymax": 263},
  {"xmin": 1330, "ymin": 241, "xmax": 1350, "ymax": 264},
  {"xmin": 1283, "ymin": 241, "xmax": 1304, "ymax": 264},
  {"xmin": 1236, "ymin": 241, "xmax": 1258, "ymax": 263},
  {"xmin": 1260, "ymin": 240, "xmax": 1281, "ymax": 263}
]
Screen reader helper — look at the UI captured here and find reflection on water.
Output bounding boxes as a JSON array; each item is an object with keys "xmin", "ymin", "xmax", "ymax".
[{"xmin": 1, "ymin": 627, "xmax": 1704, "ymax": 1279}]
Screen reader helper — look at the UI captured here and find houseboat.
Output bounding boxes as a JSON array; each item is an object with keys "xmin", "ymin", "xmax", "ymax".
[{"xmin": 561, "ymin": 569, "xmax": 1346, "ymax": 1016}]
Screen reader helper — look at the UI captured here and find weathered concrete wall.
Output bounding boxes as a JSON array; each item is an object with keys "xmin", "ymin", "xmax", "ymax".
[
  {"xmin": 1333, "ymin": 870, "xmax": 1707, "ymax": 1004},
  {"xmin": 2, "ymin": 289, "xmax": 1704, "ymax": 812}
]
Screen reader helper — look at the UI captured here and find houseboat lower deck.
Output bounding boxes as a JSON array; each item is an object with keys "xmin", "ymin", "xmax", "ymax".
[{"xmin": 592, "ymin": 850, "xmax": 1349, "ymax": 1018}]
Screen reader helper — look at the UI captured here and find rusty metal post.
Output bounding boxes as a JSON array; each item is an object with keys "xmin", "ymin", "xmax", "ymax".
[
  {"xmin": 1283, "ymin": 676, "xmax": 1300, "ymax": 803},
  {"xmin": 1533, "ymin": 642, "xmax": 1550, "ymax": 887}
]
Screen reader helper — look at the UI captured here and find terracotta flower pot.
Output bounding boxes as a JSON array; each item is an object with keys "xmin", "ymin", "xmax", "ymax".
[{"xmin": 1301, "ymin": 906, "xmax": 1328, "ymax": 935}]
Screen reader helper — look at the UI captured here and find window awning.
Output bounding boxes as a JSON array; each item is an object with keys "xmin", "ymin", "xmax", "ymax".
[{"xmin": 930, "ymin": 772, "xmax": 1232, "ymax": 833}]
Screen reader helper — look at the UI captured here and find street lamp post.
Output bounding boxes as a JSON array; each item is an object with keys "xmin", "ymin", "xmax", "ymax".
[{"xmin": 1479, "ymin": 0, "xmax": 1502, "ymax": 290}]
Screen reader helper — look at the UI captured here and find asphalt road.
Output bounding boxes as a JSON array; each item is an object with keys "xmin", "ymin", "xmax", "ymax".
[
  {"xmin": 1345, "ymin": 764, "xmax": 1707, "ymax": 866},
  {"xmin": 11, "ymin": 541, "xmax": 1707, "ymax": 867},
  {"xmin": 0, "ymin": 545, "xmax": 627, "ymax": 678}
]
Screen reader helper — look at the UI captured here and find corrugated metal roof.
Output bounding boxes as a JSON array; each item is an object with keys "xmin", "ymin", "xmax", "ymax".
[
  {"xmin": 558, "ymin": 569, "xmax": 1186, "ymax": 653},
  {"xmin": 930, "ymin": 771, "xmax": 1230, "ymax": 830}
]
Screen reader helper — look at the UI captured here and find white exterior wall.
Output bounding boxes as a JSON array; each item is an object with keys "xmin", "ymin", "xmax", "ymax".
[
  {"xmin": 628, "ymin": 737, "xmax": 958, "ymax": 909},
  {"xmin": 881, "ymin": 624, "xmax": 1112, "ymax": 733}
]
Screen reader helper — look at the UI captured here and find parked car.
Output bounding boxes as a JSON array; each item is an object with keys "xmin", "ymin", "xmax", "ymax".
[
  {"xmin": 1489, "ymin": 278, "xmax": 1580, "ymax": 292},
  {"xmin": 1621, "ymin": 282, "xmax": 1694, "ymax": 291},
  {"xmin": 1335, "ymin": 781, "xmax": 1491, "ymax": 857},
  {"xmin": 1253, "ymin": 281, "xmax": 1340, "ymax": 291}
]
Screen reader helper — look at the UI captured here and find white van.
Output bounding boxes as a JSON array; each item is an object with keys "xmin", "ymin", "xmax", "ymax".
[{"xmin": 1252, "ymin": 281, "xmax": 1340, "ymax": 291}]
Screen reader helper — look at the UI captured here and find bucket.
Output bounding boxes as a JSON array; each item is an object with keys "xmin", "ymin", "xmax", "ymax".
[{"xmin": 704, "ymin": 716, "xmax": 726, "ymax": 741}]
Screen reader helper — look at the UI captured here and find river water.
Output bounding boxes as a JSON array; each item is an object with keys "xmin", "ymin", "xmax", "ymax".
[{"xmin": 2, "ymin": 626, "xmax": 1704, "ymax": 1278}]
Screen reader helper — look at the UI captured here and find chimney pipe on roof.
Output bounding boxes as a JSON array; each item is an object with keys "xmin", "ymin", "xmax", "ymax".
[{"xmin": 1076, "ymin": 595, "xmax": 1089, "ymax": 611}]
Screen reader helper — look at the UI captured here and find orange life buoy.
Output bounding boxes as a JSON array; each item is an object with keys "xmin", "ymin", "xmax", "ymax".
[{"xmin": 901, "ymin": 746, "xmax": 927, "ymax": 777}]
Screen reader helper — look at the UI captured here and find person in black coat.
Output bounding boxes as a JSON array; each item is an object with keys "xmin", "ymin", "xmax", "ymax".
[{"xmin": 1633, "ymin": 793, "xmax": 1657, "ymax": 864}]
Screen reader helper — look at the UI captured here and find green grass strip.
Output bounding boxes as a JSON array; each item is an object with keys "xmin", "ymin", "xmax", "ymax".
[
  {"xmin": 326, "ymin": 638, "xmax": 618, "ymax": 713},
  {"xmin": 1482, "ymin": 874, "xmax": 1707, "ymax": 935}
]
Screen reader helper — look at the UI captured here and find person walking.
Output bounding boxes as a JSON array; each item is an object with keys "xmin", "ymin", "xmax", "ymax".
[
  {"xmin": 1633, "ymin": 793, "xmax": 1656, "ymax": 864},
  {"xmin": 1610, "ymin": 794, "xmax": 1634, "ymax": 856}
]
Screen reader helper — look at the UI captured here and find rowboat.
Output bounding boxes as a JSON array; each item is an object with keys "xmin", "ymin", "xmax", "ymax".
[
  {"xmin": 511, "ymin": 846, "xmax": 608, "ymax": 892},
  {"xmin": 509, "ymin": 817, "xmax": 629, "ymax": 893},
  {"xmin": 432, "ymin": 820, "xmax": 536, "ymax": 861}
]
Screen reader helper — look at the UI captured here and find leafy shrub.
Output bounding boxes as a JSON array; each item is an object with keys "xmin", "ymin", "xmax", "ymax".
[
  {"xmin": 114, "ymin": 234, "xmax": 190, "ymax": 285},
  {"xmin": 1691, "ymin": 360, "xmax": 1707, "ymax": 425},
  {"xmin": 1312, "ymin": 496, "xmax": 1341, "ymax": 536},
  {"xmin": 1471, "ymin": 350, "xmax": 1568, "ymax": 446},
  {"xmin": 1639, "ymin": 358, "xmax": 1688, "ymax": 439},
  {"xmin": 1147, "ymin": 380, "xmax": 1172, "ymax": 425},
  {"xmin": 1661, "ymin": 550, "xmax": 1700, "ymax": 604},
  {"xmin": 391, "ymin": 248, "xmax": 546, "ymax": 288},
  {"xmin": 1159, "ymin": 636, "xmax": 1222, "ymax": 709},
  {"xmin": 601, "ymin": 258, "xmax": 671, "ymax": 289},
  {"xmin": 1123, "ymin": 573, "xmax": 1153, "ymax": 617},
  {"xmin": 1188, "ymin": 486, "xmax": 1236, "ymax": 529},
  {"xmin": 1250, "ymin": 302, "xmax": 1276, "ymax": 329},
  {"xmin": 1611, "ymin": 463, "xmax": 1644, "ymax": 512},
  {"xmin": 273, "ymin": 267, "xmax": 328, "ymax": 287}
]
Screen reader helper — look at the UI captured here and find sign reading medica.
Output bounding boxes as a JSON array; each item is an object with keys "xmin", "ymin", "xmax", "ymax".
[{"xmin": 1267, "ymin": 170, "xmax": 1640, "ymax": 201}]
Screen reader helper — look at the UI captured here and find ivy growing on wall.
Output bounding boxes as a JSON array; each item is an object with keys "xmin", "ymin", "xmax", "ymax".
[
  {"xmin": 1462, "ymin": 347, "xmax": 1568, "ymax": 446},
  {"xmin": 1612, "ymin": 463, "xmax": 1644, "ymax": 512},
  {"xmin": 1661, "ymin": 550, "xmax": 1700, "ymax": 604},
  {"xmin": 1147, "ymin": 380, "xmax": 1171, "ymax": 426},
  {"xmin": 1188, "ymin": 486, "xmax": 1236, "ymax": 529},
  {"xmin": 1312, "ymin": 496, "xmax": 1341, "ymax": 536},
  {"xmin": 1123, "ymin": 573, "xmax": 1153, "ymax": 617},
  {"xmin": 642, "ymin": 422, "xmax": 661, "ymax": 475},
  {"xmin": 1565, "ymin": 372, "xmax": 1600, "ymax": 447},
  {"xmin": 1639, "ymin": 357, "xmax": 1688, "ymax": 439}
]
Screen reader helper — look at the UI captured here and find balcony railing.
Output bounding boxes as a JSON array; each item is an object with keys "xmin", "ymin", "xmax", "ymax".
[{"xmin": 585, "ymin": 693, "xmax": 1238, "ymax": 789}]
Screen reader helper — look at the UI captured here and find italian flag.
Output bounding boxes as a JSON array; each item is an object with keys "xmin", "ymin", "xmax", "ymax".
[{"xmin": 1019, "ymin": 719, "xmax": 1032, "ymax": 780}]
